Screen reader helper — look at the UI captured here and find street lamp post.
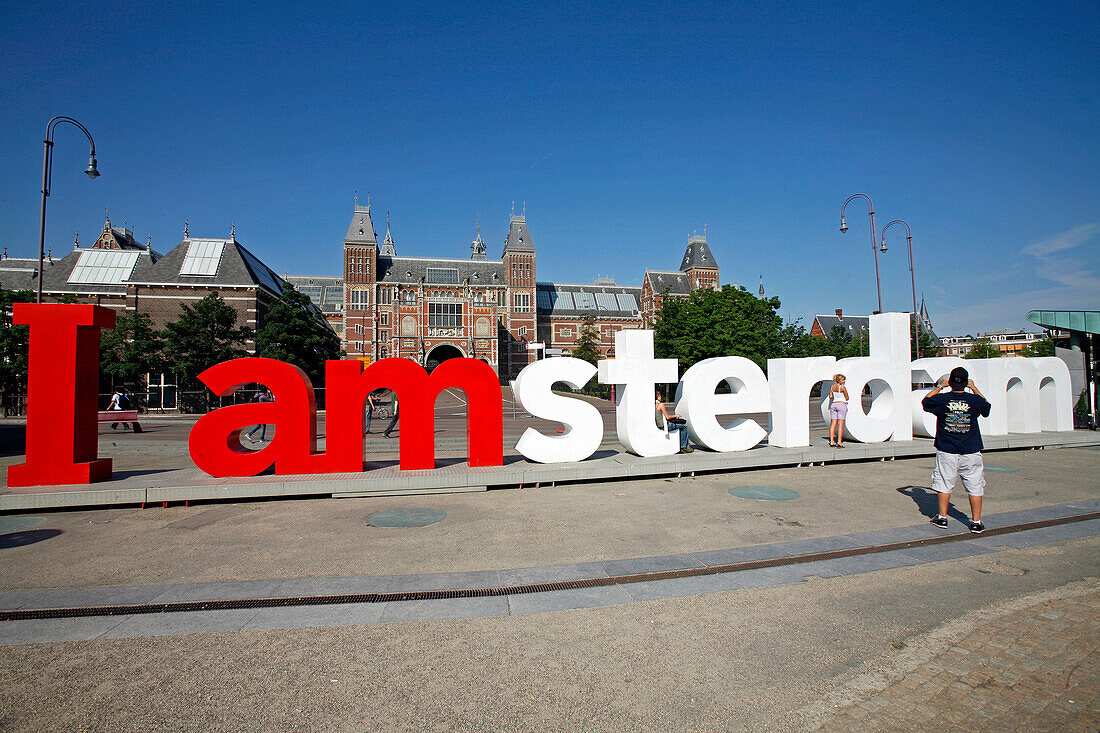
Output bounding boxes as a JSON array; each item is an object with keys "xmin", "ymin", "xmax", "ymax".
[
  {"xmin": 880, "ymin": 219, "xmax": 920, "ymax": 358},
  {"xmin": 37, "ymin": 116, "xmax": 100, "ymax": 303},
  {"xmin": 839, "ymin": 193, "xmax": 882, "ymax": 313}
]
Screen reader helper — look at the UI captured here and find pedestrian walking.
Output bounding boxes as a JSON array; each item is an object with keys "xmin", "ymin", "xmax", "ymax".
[
  {"xmin": 108, "ymin": 389, "xmax": 130, "ymax": 430},
  {"xmin": 364, "ymin": 390, "xmax": 377, "ymax": 434},
  {"xmin": 921, "ymin": 366, "xmax": 992, "ymax": 533},
  {"xmin": 245, "ymin": 390, "xmax": 273, "ymax": 442},
  {"xmin": 382, "ymin": 393, "xmax": 399, "ymax": 438}
]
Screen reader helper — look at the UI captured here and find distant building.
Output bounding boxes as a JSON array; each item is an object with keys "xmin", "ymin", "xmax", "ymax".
[
  {"xmin": 940, "ymin": 329, "xmax": 1059, "ymax": 358},
  {"xmin": 0, "ymin": 216, "xmax": 331, "ymax": 409},
  {"xmin": 290, "ymin": 204, "xmax": 724, "ymax": 380}
]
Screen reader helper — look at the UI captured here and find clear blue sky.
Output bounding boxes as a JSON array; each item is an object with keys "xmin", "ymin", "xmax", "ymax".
[{"xmin": 1, "ymin": 0, "xmax": 1096, "ymax": 337}]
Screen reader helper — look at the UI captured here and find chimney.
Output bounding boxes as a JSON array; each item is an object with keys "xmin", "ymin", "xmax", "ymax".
[{"xmin": 835, "ymin": 309, "xmax": 843, "ymax": 320}]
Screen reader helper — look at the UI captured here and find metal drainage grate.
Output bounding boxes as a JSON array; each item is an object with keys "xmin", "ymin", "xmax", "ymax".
[
  {"xmin": 729, "ymin": 486, "xmax": 800, "ymax": 501},
  {"xmin": 3, "ymin": 510, "xmax": 1098, "ymax": 622},
  {"xmin": 366, "ymin": 508, "xmax": 447, "ymax": 527}
]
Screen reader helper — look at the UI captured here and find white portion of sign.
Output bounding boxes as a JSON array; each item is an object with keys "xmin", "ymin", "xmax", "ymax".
[
  {"xmin": 598, "ymin": 330, "xmax": 681, "ymax": 457},
  {"xmin": 513, "ymin": 357, "xmax": 603, "ymax": 463},
  {"xmin": 767, "ymin": 356, "xmax": 836, "ymax": 448},
  {"xmin": 966, "ymin": 356, "xmax": 1074, "ymax": 435},
  {"xmin": 676, "ymin": 356, "xmax": 770, "ymax": 452}
]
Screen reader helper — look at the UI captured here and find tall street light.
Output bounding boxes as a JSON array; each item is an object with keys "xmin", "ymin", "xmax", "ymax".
[
  {"xmin": 880, "ymin": 219, "xmax": 920, "ymax": 357},
  {"xmin": 839, "ymin": 193, "xmax": 882, "ymax": 313},
  {"xmin": 38, "ymin": 116, "xmax": 100, "ymax": 303}
]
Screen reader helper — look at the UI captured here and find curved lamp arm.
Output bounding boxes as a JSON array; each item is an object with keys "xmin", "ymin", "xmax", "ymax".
[
  {"xmin": 880, "ymin": 218, "xmax": 920, "ymax": 357},
  {"xmin": 838, "ymin": 193, "xmax": 882, "ymax": 312}
]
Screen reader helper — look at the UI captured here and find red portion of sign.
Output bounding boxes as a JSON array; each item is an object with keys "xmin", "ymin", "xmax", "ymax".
[
  {"xmin": 326, "ymin": 357, "xmax": 504, "ymax": 471},
  {"xmin": 189, "ymin": 356, "xmax": 504, "ymax": 477},
  {"xmin": 7, "ymin": 304, "xmax": 115, "ymax": 487},
  {"xmin": 190, "ymin": 358, "xmax": 328, "ymax": 477}
]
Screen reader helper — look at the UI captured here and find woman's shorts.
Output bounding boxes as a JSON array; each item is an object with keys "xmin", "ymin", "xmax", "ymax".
[{"xmin": 829, "ymin": 403, "xmax": 848, "ymax": 419}]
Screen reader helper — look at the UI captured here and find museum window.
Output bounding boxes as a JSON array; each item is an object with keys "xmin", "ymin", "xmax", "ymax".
[
  {"xmin": 379, "ymin": 330, "xmax": 389, "ymax": 341},
  {"xmin": 514, "ymin": 292, "xmax": 530, "ymax": 313},
  {"xmin": 379, "ymin": 288, "xmax": 392, "ymax": 304},
  {"xmin": 428, "ymin": 302, "xmax": 462, "ymax": 328},
  {"xmin": 380, "ymin": 313, "xmax": 388, "ymax": 326},
  {"xmin": 146, "ymin": 372, "xmax": 176, "ymax": 410}
]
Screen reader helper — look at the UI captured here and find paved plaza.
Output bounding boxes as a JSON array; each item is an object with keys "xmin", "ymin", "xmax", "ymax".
[{"xmin": 0, "ymin": 420, "xmax": 1098, "ymax": 730}]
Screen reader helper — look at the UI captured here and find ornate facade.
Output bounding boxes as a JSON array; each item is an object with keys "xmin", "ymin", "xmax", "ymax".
[{"xmin": 334, "ymin": 204, "xmax": 722, "ymax": 380}]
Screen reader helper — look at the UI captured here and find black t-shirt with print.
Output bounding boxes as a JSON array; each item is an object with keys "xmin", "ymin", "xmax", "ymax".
[{"xmin": 922, "ymin": 390, "xmax": 992, "ymax": 454}]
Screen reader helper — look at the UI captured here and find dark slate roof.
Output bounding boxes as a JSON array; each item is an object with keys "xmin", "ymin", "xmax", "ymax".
[
  {"xmin": 813, "ymin": 315, "xmax": 870, "ymax": 339},
  {"xmin": 679, "ymin": 235, "xmax": 718, "ymax": 271},
  {"xmin": 0, "ymin": 258, "xmax": 40, "ymax": 292},
  {"xmin": 133, "ymin": 237, "xmax": 289, "ymax": 298},
  {"xmin": 376, "ymin": 256, "xmax": 507, "ymax": 286},
  {"xmin": 645, "ymin": 270, "xmax": 691, "ymax": 297},
  {"xmin": 345, "ymin": 205, "xmax": 377, "ymax": 245},
  {"xmin": 536, "ymin": 281, "xmax": 643, "ymax": 318},
  {"xmin": 502, "ymin": 215, "xmax": 534, "ymax": 254},
  {"xmin": 0, "ymin": 248, "xmax": 161, "ymax": 296},
  {"xmin": 109, "ymin": 226, "xmax": 146, "ymax": 251},
  {"xmin": 814, "ymin": 314, "xmax": 941, "ymax": 346}
]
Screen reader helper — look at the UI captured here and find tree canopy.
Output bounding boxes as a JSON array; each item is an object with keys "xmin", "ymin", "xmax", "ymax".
[
  {"xmin": 964, "ymin": 337, "xmax": 1001, "ymax": 359},
  {"xmin": 255, "ymin": 286, "xmax": 341, "ymax": 384},
  {"xmin": 1020, "ymin": 336, "xmax": 1055, "ymax": 357},
  {"xmin": 164, "ymin": 293, "xmax": 253, "ymax": 387},
  {"xmin": 571, "ymin": 314, "xmax": 601, "ymax": 367},
  {"xmin": 99, "ymin": 311, "xmax": 165, "ymax": 390},
  {"xmin": 653, "ymin": 285, "xmax": 795, "ymax": 371},
  {"xmin": 0, "ymin": 288, "xmax": 33, "ymax": 397}
]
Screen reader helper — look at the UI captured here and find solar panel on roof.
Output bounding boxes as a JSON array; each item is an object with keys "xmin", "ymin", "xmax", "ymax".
[
  {"xmin": 574, "ymin": 292, "xmax": 596, "ymax": 309},
  {"xmin": 67, "ymin": 250, "xmax": 140, "ymax": 284},
  {"xmin": 616, "ymin": 293, "xmax": 638, "ymax": 311},
  {"xmin": 552, "ymin": 291, "xmax": 574, "ymax": 311},
  {"xmin": 595, "ymin": 293, "xmax": 618, "ymax": 310},
  {"xmin": 536, "ymin": 291, "xmax": 551, "ymax": 309},
  {"xmin": 179, "ymin": 240, "xmax": 225, "ymax": 276}
]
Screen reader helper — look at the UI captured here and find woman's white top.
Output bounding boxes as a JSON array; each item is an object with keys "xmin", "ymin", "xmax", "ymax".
[{"xmin": 831, "ymin": 386, "xmax": 848, "ymax": 404}]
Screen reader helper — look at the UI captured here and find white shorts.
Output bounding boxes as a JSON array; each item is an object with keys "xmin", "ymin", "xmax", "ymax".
[{"xmin": 931, "ymin": 451, "xmax": 985, "ymax": 496}]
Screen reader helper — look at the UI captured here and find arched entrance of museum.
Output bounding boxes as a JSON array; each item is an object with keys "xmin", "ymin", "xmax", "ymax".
[{"xmin": 424, "ymin": 343, "xmax": 465, "ymax": 373}]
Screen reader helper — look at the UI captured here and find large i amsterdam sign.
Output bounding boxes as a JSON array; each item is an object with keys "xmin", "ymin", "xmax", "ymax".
[{"xmin": 8, "ymin": 304, "xmax": 1074, "ymax": 488}]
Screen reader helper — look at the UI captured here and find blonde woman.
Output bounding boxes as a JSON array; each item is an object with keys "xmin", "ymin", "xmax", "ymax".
[{"xmin": 828, "ymin": 374, "xmax": 849, "ymax": 447}]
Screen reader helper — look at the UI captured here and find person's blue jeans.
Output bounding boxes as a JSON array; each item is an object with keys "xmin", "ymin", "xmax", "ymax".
[
  {"xmin": 671, "ymin": 425, "xmax": 689, "ymax": 449},
  {"xmin": 364, "ymin": 409, "xmax": 373, "ymax": 434}
]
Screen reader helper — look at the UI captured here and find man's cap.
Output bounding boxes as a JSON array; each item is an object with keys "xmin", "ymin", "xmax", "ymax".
[{"xmin": 948, "ymin": 366, "xmax": 969, "ymax": 389}]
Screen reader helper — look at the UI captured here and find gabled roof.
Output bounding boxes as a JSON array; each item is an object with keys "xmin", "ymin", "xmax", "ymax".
[
  {"xmin": 679, "ymin": 234, "xmax": 718, "ymax": 271},
  {"xmin": 133, "ymin": 237, "xmax": 289, "ymax": 298},
  {"xmin": 345, "ymin": 205, "xmax": 377, "ymax": 245},
  {"xmin": 645, "ymin": 269, "xmax": 691, "ymax": 297},
  {"xmin": 503, "ymin": 215, "xmax": 534, "ymax": 254},
  {"xmin": 814, "ymin": 313, "xmax": 941, "ymax": 346},
  {"xmin": 374, "ymin": 256, "xmax": 506, "ymax": 286}
]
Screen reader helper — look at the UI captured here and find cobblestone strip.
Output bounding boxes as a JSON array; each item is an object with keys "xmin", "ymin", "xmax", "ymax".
[{"xmin": 807, "ymin": 580, "xmax": 1100, "ymax": 732}]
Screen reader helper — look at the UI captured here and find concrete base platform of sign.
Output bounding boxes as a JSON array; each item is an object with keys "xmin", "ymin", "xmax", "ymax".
[{"xmin": 1, "ymin": 430, "xmax": 1098, "ymax": 512}]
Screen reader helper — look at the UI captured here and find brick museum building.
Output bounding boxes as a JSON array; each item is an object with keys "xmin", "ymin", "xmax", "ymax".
[{"xmin": 318, "ymin": 203, "xmax": 723, "ymax": 381}]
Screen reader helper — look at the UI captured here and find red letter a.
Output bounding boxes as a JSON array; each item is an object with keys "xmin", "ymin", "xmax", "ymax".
[{"xmin": 7, "ymin": 304, "xmax": 116, "ymax": 487}]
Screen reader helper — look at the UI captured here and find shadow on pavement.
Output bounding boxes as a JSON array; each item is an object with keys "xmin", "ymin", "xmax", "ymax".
[
  {"xmin": 0, "ymin": 529, "xmax": 62, "ymax": 549},
  {"xmin": 897, "ymin": 485, "xmax": 969, "ymax": 523}
]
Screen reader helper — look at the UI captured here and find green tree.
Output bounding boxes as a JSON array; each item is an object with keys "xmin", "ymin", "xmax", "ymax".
[
  {"xmin": 164, "ymin": 294, "xmax": 253, "ymax": 403},
  {"xmin": 255, "ymin": 286, "xmax": 341, "ymax": 384},
  {"xmin": 964, "ymin": 337, "xmax": 1001, "ymax": 359},
  {"xmin": 1020, "ymin": 336, "xmax": 1055, "ymax": 357},
  {"xmin": 572, "ymin": 314, "xmax": 601, "ymax": 367},
  {"xmin": 99, "ymin": 311, "xmax": 165, "ymax": 401},
  {"xmin": 912, "ymin": 330, "xmax": 937, "ymax": 359},
  {"xmin": 0, "ymin": 288, "xmax": 34, "ymax": 399},
  {"xmin": 652, "ymin": 285, "xmax": 788, "ymax": 371}
]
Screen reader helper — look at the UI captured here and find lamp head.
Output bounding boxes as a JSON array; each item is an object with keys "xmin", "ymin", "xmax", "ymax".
[
  {"xmin": 85, "ymin": 156, "xmax": 100, "ymax": 179},
  {"xmin": 879, "ymin": 238, "xmax": 888, "ymax": 253},
  {"xmin": 839, "ymin": 216, "xmax": 848, "ymax": 233}
]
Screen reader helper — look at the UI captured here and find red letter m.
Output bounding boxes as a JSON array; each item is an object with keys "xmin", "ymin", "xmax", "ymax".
[{"xmin": 326, "ymin": 358, "xmax": 503, "ymax": 471}]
